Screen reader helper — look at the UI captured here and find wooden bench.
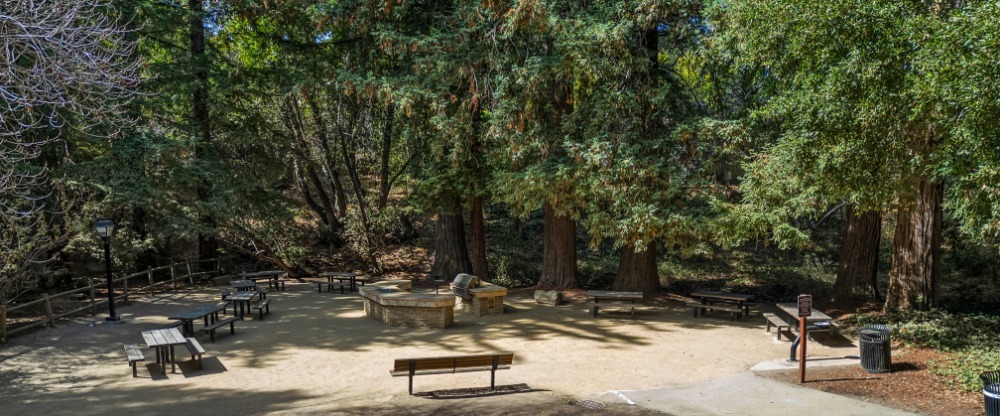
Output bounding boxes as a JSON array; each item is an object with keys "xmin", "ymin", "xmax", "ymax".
[
  {"xmin": 255, "ymin": 286, "xmax": 270, "ymax": 299},
  {"xmin": 317, "ymin": 281, "xmax": 347, "ymax": 293},
  {"xmin": 202, "ymin": 316, "xmax": 239, "ymax": 343},
  {"xmin": 763, "ymin": 312, "xmax": 790, "ymax": 340},
  {"xmin": 390, "ymin": 352, "xmax": 514, "ymax": 395},
  {"xmin": 253, "ymin": 298, "xmax": 271, "ymax": 320},
  {"xmin": 805, "ymin": 322, "xmax": 837, "ymax": 341},
  {"xmin": 185, "ymin": 337, "xmax": 205, "ymax": 370},
  {"xmin": 590, "ymin": 304, "xmax": 657, "ymax": 318},
  {"xmin": 687, "ymin": 302, "xmax": 743, "ymax": 321},
  {"xmin": 124, "ymin": 344, "xmax": 145, "ymax": 377}
]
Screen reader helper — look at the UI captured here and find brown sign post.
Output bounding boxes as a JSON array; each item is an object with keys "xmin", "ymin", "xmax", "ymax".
[{"xmin": 797, "ymin": 294, "xmax": 812, "ymax": 383}]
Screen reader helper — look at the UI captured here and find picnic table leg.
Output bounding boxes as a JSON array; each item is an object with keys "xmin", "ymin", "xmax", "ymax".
[
  {"xmin": 169, "ymin": 346, "xmax": 176, "ymax": 373},
  {"xmin": 159, "ymin": 347, "xmax": 167, "ymax": 375},
  {"xmin": 590, "ymin": 305, "xmax": 599, "ymax": 317}
]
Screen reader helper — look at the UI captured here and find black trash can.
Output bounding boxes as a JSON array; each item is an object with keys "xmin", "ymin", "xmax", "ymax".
[
  {"xmin": 858, "ymin": 324, "xmax": 892, "ymax": 373},
  {"xmin": 983, "ymin": 371, "xmax": 1000, "ymax": 416}
]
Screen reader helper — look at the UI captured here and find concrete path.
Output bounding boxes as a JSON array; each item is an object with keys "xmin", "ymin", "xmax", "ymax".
[{"xmin": 599, "ymin": 370, "xmax": 917, "ymax": 416}]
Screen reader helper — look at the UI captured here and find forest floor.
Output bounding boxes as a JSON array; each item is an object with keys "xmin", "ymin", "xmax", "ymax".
[
  {"xmin": 4, "ymin": 278, "xmax": 984, "ymax": 415},
  {"xmin": 1, "ymin": 279, "xmax": 891, "ymax": 416}
]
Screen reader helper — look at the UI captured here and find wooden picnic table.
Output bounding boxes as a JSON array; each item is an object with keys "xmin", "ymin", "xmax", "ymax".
[
  {"xmin": 690, "ymin": 290, "xmax": 755, "ymax": 315},
  {"xmin": 775, "ymin": 302, "xmax": 832, "ymax": 322},
  {"xmin": 231, "ymin": 279, "xmax": 257, "ymax": 291},
  {"xmin": 586, "ymin": 290, "xmax": 644, "ymax": 318},
  {"xmin": 775, "ymin": 302, "xmax": 836, "ymax": 339},
  {"xmin": 227, "ymin": 291, "xmax": 259, "ymax": 319},
  {"xmin": 319, "ymin": 271, "xmax": 366, "ymax": 292},
  {"xmin": 141, "ymin": 327, "xmax": 186, "ymax": 374},
  {"xmin": 168, "ymin": 304, "xmax": 226, "ymax": 336},
  {"xmin": 239, "ymin": 270, "xmax": 285, "ymax": 290}
]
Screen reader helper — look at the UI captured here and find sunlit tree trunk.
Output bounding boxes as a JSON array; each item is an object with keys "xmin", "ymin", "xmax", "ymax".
[
  {"xmin": 613, "ymin": 244, "xmax": 659, "ymax": 293},
  {"xmin": 885, "ymin": 179, "xmax": 942, "ymax": 312},
  {"xmin": 470, "ymin": 196, "xmax": 489, "ymax": 280},
  {"xmin": 539, "ymin": 202, "xmax": 578, "ymax": 289},
  {"xmin": 431, "ymin": 193, "xmax": 472, "ymax": 280}
]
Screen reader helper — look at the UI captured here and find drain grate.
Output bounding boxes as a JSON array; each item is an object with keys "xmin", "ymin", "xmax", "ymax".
[{"xmin": 575, "ymin": 400, "xmax": 606, "ymax": 410}]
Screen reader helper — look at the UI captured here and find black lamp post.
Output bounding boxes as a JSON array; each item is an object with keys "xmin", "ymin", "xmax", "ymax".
[{"xmin": 95, "ymin": 219, "xmax": 119, "ymax": 321}]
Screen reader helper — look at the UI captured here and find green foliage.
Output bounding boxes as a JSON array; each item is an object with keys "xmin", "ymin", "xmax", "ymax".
[
  {"xmin": 929, "ymin": 348, "xmax": 1000, "ymax": 393},
  {"xmin": 714, "ymin": 0, "xmax": 1000, "ymax": 253},
  {"xmin": 847, "ymin": 310, "xmax": 1000, "ymax": 352}
]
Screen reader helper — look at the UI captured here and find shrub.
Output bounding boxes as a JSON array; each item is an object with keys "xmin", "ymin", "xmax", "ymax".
[{"xmin": 930, "ymin": 348, "xmax": 1000, "ymax": 393}]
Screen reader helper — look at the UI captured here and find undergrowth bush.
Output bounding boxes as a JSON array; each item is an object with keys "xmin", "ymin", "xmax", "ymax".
[
  {"xmin": 930, "ymin": 348, "xmax": 1000, "ymax": 392},
  {"xmin": 848, "ymin": 310, "xmax": 1000, "ymax": 392}
]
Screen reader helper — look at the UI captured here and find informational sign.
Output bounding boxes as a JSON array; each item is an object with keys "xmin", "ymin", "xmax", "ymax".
[{"xmin": 797, "ymin": 294, "xmax": 812, "ymax": 317}]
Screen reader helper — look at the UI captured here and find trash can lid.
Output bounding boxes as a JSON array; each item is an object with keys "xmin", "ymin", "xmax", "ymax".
[{"xmin": 859, "ymin": 329, "xmax": 888, "ymax": 341}]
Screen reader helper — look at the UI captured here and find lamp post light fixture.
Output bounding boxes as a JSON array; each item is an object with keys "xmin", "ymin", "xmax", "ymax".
[{"xmin": 95, "ymin": 219, "xmax": 119, "ymax": 321}]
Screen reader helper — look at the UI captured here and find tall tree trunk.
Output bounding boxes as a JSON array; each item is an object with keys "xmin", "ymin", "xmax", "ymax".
[
  {"xmin": 307, "ymin": 94, "xmax": 348, "ymax": 217},
  {"xmin": 539, "ymin": 202, "xmax": 578, "ymax": 289},
  {"xmin": 190, "ymin": 0, "xmax": 216, "ymax": 271},
  {"xmin": 431, "ymin": 193, "xmax": 472, "ymax": 280},
  {"xmin": 470, "ymin": 196, "xmax": 489, "ymax": 280},
  {"xmin": 612, "ymin": 244, "xmax": 660, "ymax": 293},
  {"xmin": 832, "ymin": 206, "xmax": 881, "ymax": 302},
  {"xmin": 468, "ymin": 100, "xmax": 489, "ymax": 280},
  {"xmin": 307, "ymin": 167, "xmax": 342, "ymax": 232},
  {"xmin": 884, "ymin": 179, "xmax": 943, "ymax": 312},
  {"xmin": 378, "ymin": 102, "xmax": 394, "ymax": 211}
]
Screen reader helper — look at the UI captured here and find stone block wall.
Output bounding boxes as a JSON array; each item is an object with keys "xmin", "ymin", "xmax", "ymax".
[
  {"xmin": 471, "ymin": 295, "xmax": 505, "ymax": 316},
  {"xmin": 362, "ymin": 295, "xmax": 454, "ymax": 329}
]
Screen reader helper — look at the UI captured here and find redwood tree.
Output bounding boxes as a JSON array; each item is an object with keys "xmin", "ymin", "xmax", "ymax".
[
  {"xmin": 832, "ymin": 206, "xmax": 882, "ymax": 302},
  {"xmin": 721, "ymin": 0, "xmax": 1000, "ymax": 311}
]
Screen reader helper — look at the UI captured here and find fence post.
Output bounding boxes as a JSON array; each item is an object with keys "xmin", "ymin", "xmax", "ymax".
[
  {"xmin": 172, "ymin": 264, "xmax": 177, "ymax": 289},
  {"xmin": 42, "ymin": 293, "xmax": 55, "ymax": 328},
  {"xmin": 89, "ymin": 277, "xmax": 96, "ymax": 316},
  {"xmin": 148, "ymin": 267, "xmax": 155, "ymax": 295},
  {"xmin": 186, "ymin": 261, "xmax": 193, "ymax": 285},
  {"xmin": 1, "ymin": 304, "xmax": 7, "ymax": 344}
]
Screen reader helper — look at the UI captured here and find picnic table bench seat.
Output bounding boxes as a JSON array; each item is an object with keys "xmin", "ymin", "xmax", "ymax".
[
  {"xmin": 253, "ymin": 298, "xmax": 271, "ymax": 320},
  {"xmin": 202, "ymin": 316, "xmax": 239, "ymax": 343},
  {"xmin": 185, "ymin": 337, "xmax": 205, "ymax": 370},
  {"xmin": 686, "ymin": 302, "xmax": 743, "ymax": 321},
  {"xmin": 124, "ymin": 344, "xmax": 145, "ymax": 377},
  {"xmin": 391, "ymin": 352, "xmax": 514, "ymax": 395},
  {"xmin": 763, "ymin": 312, "xmax": 790, "ymax": 340},
  {"xmin": 590, "ymin": 303, "xmax": 657, "ymax": 318},
  {"xmin": 317, "ymin": 281, "xmax": 348, "ymax": 293}
]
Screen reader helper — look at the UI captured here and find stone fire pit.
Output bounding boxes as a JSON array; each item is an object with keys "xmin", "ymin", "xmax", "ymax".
[{"xmin": 359, "ymin": 280, "xmax": 455, "ymax": 329}]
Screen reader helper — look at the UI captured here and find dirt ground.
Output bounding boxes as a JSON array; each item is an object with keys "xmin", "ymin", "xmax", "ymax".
[{"xmin": 0, "ymin": 279, "xmax": 870, "ymax": 415}]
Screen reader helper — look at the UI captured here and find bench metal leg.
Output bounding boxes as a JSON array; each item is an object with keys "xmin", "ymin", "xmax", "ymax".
[
  {"xmin": 408, "ymin": 360, "xmax": 416, "ymax": 395},
  {"xmin": 491, "ymin": 355, "xmax": 499, "ymax": 391}
]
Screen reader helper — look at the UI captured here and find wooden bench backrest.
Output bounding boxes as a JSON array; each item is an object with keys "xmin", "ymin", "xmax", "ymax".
[{"xmin": 393, "ymin": 353, "xmax": 514, "ymax": 373}]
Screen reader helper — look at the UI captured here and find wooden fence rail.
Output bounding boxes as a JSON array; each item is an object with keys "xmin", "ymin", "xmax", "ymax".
[{"xmin": 0, "ymin": 258, "xmax": 220, "ymax": 343}]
